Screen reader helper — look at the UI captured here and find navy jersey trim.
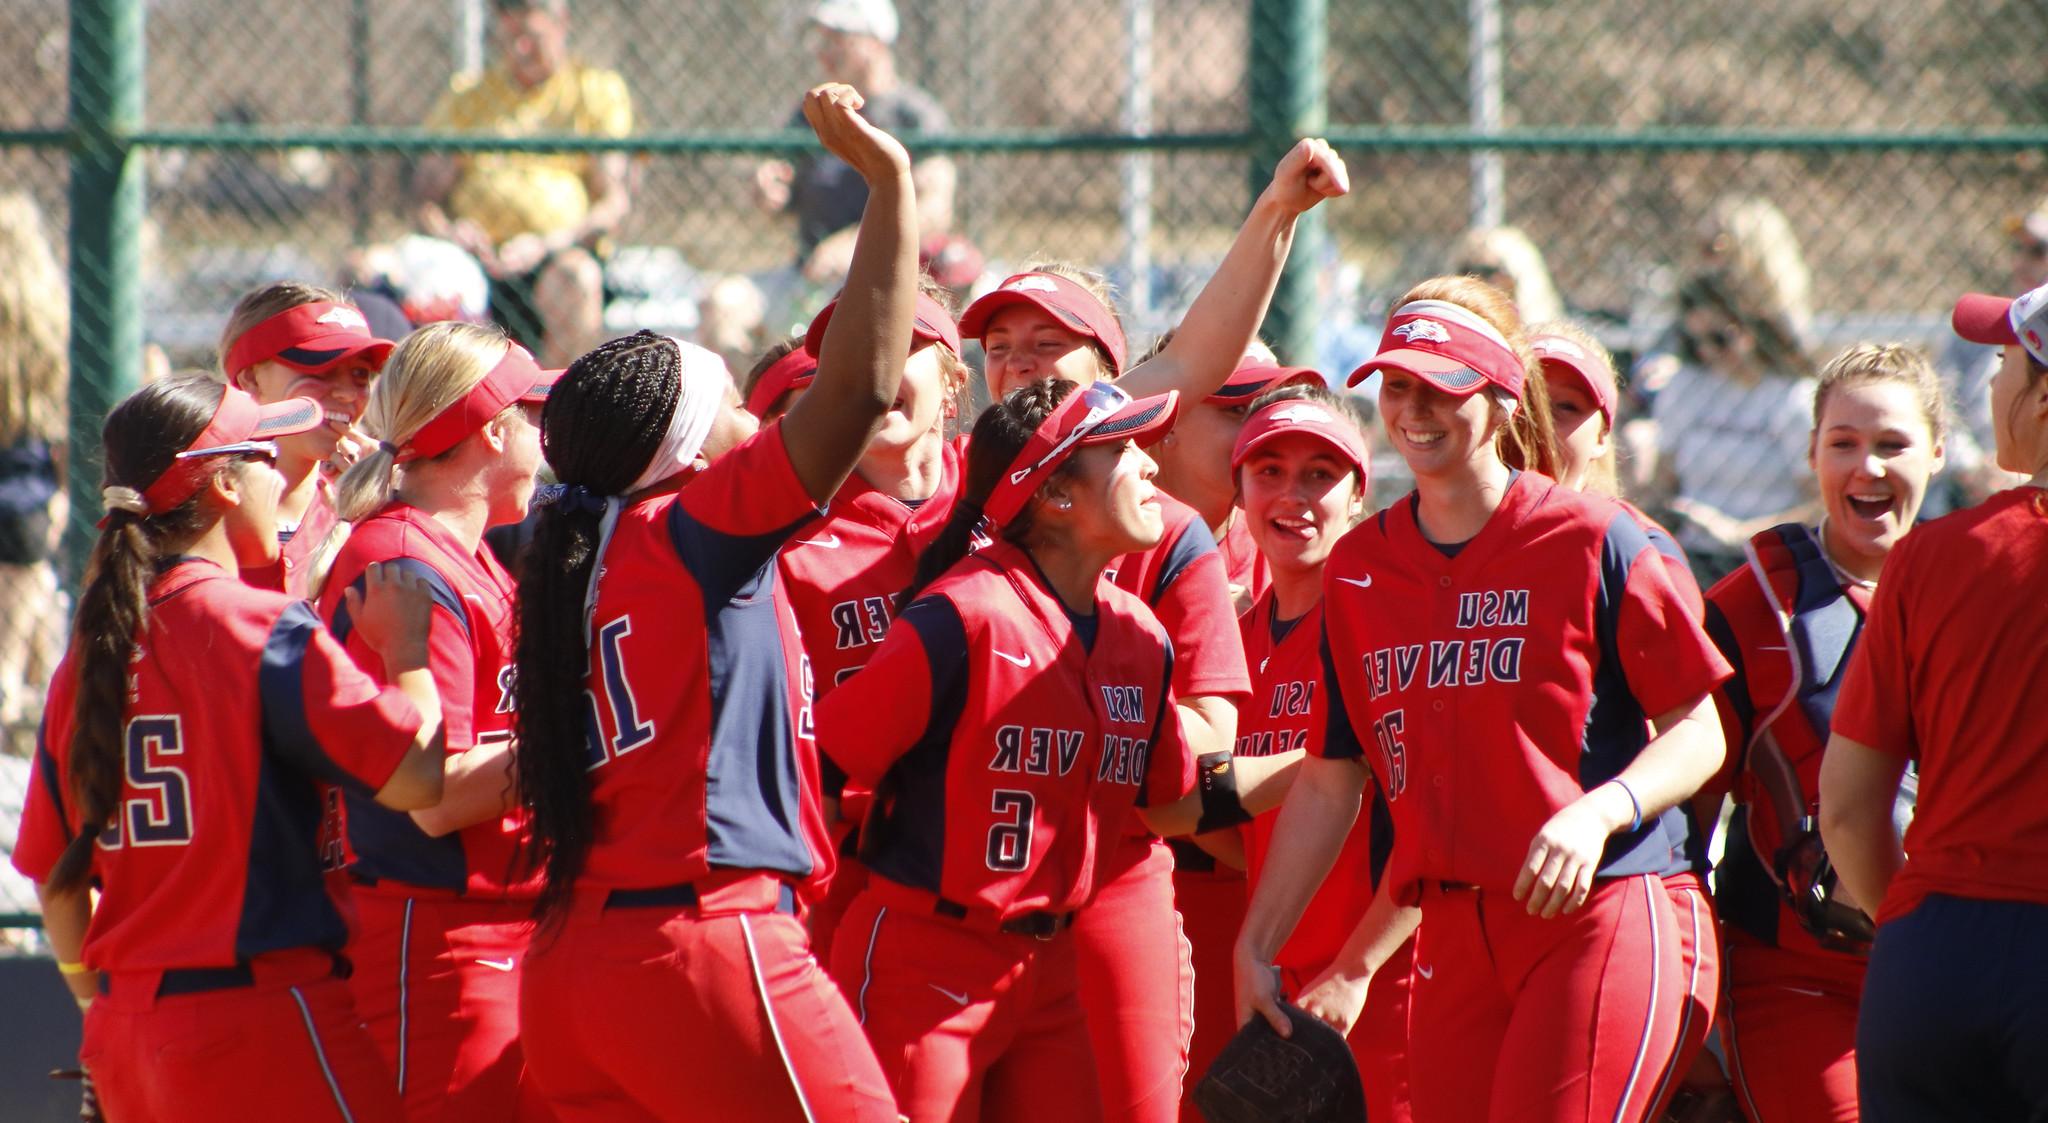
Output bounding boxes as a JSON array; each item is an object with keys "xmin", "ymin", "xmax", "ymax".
[
  {"xmin": 236, "ymin": 746, "xmax": 350, "ymax": 959},
  {"xmin": 1702, "ymin": 600, "xmax": 1756, "ymax": 758},
  {"xmin": 668, "ymin": 503, "xmax": 817, "ymax": 610},
  {"xmin": 1133, "ymin": 643, "xmax": 1177, "ymax": 809},
  {"xmin": 1714, "ymin": 805, "xmax": 1784, "ymax": 944},
  {"xmin": 863, "ymin": 596, "xmax": 969, "ymax": 893},
  {"xmin": 1366, "ymin": 784, "xmax": 1395, "ymax": 889},
  {"xmin": 262, "ymin": 602, "xmax": 378, "ymax": 794},
  {"xmin": 328, "ymin": 557, "xmax": 470, "ymax": 646},
  {"xmin": 1319, "ymin": 625, "xmax": 1366, "ymax": 761},
  {"xmin": 1586, "ymin": 512, "xmax": 1687, "ymax": 878},
  {"xmin": 1148, "ymin": 517, "xmax": 1217, "ymax": 603},
  {"xmin": 34, "ymin": 720, "xmax": 71, "ymax": 841}
]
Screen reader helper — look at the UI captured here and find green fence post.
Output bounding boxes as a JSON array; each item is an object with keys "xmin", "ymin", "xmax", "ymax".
[
  {"xmin": 1247, "ymin": 0, "xmax": 1326, "ymax": 365},
  {"xmin": 66, "ymin": 0, "xmax": 146, "ymax": 577}
]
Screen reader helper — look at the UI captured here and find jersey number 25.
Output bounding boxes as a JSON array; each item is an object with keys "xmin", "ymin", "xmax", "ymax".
[{"xmin": 98, "ymin": 715, "xmax": 195, "ymax": 849}]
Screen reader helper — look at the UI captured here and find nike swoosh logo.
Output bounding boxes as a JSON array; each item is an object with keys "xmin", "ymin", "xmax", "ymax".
[
  {"xmin": 798, "ymin": 534, "xmax": 842, "ymax": 549},
  {"xmin": 929, "ymin": 983, "xmax": 970, "ymax": 1006},
  {"xmin": 1414, "ymin": 962, "xmax": 1434, "ymax": 979},
  {"xmin": 1260, "ymin": 657, "xmax": 1270, "ymax": 673},
  {"xmin": 994, "ymin": 649, "xmax": 1031, "ymax": 668},
  {"xmin": 1780, "ymin": 985, "xmax": 1825, "ymax": 997},
  {"xmin": 1336, "ymin": 575, "xmax": 1373, "ymax": 589},
  {"xmin": 478, "ymin": 958, "xmax": 516, "ymax": 972}
]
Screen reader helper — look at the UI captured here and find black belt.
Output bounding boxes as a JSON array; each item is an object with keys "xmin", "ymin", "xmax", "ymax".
[
  {"xmin": 101, "ymin": 953, "xmax": 350, "ymax": 998},
  {"xmin": 604, "ymin": 881, "xmax": 799, "ymax": 915},
  {"xmin": 933, "ymin": 898, "xmax": 1077, "ymax": 941}
]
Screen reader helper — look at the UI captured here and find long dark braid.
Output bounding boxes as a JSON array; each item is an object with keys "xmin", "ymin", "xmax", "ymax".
[
  {"xmin": 49, "ymin": 376, "xmax": 234, "ymax": 892},
  {"xmin": 899, "ymin": 379, "xmax": 1077, "ymax": 609},
  {"xmin": 514, "ymin": 331, "xmax": 682, "ymax": 928}
]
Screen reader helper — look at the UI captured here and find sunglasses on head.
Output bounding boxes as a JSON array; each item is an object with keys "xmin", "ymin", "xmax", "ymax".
[
  {"xmin": 175, "ymin": 439, "xmax": 281, "ymax": 463},
  {"xmin": 1007, "ymin": 381, "xmax": 1131, "ymax": 487}
]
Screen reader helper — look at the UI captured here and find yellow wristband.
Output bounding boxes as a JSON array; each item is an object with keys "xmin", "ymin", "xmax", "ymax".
[{"xmin": 56, "ymin": 960, "xmax": 90, "ymax": 977}]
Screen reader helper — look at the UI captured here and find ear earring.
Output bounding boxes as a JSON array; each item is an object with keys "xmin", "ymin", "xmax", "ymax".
[{"xmin": 1055, "ymin": 498, "xmax": 1073, "ymax": 511}]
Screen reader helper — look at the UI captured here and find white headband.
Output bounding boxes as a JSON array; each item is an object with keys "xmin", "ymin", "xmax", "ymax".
[{"xmin": 1393, "ymin": 299, "xmax": 1517, "ymax": 354}]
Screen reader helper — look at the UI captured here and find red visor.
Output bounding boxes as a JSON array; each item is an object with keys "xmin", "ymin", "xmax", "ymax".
[
  {"xmin": 960, "ymin": 272, "xmax": 1128, "ymax": 376},
  {"xmin": 982, "ymin": 381, "xmax": 1177, "ymax": 528},
  {"xmin": 1954, "ymin": 283, "xmax": 2048, "ymax": 368},
  {"xmin": 400, "ymin": 343, "xmax": 562, "ymax": 463},
  {"xmin": 803, "ymin": 291, "xmax": 963, "ymax": 362},
  {"xmin": 744, "ymin": 347, "xmax": 821, "ymax": 419},
  {"xmin": 1347, "ymin": 299, "xmax": 1525, "ymax": 398},
  {"xmin": 223, "ymin": 302, "xmax": 397, "ymax": 379},
  {"xmin": 1207, "ymin": 362, "xmax": 1324, "ymax": 406},
  {"xmin": 139, "ymin": 388, "xmax": 325, "ymax": 513},
  {"xmin": 1530, "ymin": 334, "xmax": 1615, "ymax": 424},
  {"xmin": 1230, "ymin": 397, "xmax": 1369, "ymax": 482}
]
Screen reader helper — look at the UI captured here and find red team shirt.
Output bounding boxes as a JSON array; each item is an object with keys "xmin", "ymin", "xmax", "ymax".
[
  {"xmin": 1218, "ymin": 513, "xmax": 1271, "ymax": 608},
  {"xmin": 1319, "ymin": 474, "xmax": 1732, "ymax": 901},
  {"xmin": 1237, "ymin": 596, "xmax": 1386, "ymax": 973},
  {"xmin": 818, "ymin": 539, "xmax": 1196, "ymax": 917},
  {"xmin": 318, "ymin": 502, "xmax": 529, "ymax": 897},
  {"xmin": 1830, "ymin": 487, "xmax": 2048, "ymax": 924},
  {"xmin": 573, "ymin": 421, "xmax": 836, "ymax": 897},
  {"xmin": 13, "ymin": 561, "xmax": 422, "ymax": 970}
]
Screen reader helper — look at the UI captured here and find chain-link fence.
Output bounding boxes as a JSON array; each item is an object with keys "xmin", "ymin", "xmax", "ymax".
[{"xmin": 3, "ymin": 0, "xmax": 2045, "ymax": 927}]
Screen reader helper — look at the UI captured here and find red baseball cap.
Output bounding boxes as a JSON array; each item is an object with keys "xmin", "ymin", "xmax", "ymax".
[
  {"xmin": 1347, "ymin": 299, "xmax": 1525, "ymax": 398},
  {"xmin": 1206, "ymin": 361, "xmax": 1324, "ymax": 407},
  {"xmin": 1231, "ymin": 397, "xmax": 1369, "ymax": 481},
  {"xmin": 960, "ymin": 272, "xmax": 1129, "ymax": 377},
  {"xmin": 1530, "ymin": 333, "xmax": 1615, "ymax": 425},
  {"xmin": 1953, "ymin": 282, "xmax": 2048, "ymax": 368},
  {"xmin": 400, "ymin": 342, "xmax": 562, "ymax": 463},
  {"xmin": 803, "ymin": 290, "xmax": 964, "ymax": 362},
  {"xmin": 138, "ymin": 387, "xmax": 326, "ymax": 513},
  {"xmin": 223, "ymin": 301, "xmax": 397, "ymax": 380},
  {"xmin": 744, "ymin": 347, "xmax": 820, "ymax": 419},
  {"xmin": 983, "ymin": 381, "xmax": 1178, "ymax": 527}
]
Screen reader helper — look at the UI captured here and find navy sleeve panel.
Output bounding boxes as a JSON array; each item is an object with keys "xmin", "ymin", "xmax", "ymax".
[
  {"xmin": 1150, "ymin": 517, "xmax": 1218, "ymax": 602},
  {"xmin": 261, "ymin": 601, "xmax": 379, "ymax": 794},
  {"xmin": 1642, "ymin": 520, "xmax": 1688, "ymax": 568},
  {"xmin": 669, "ymin": 504, "xmax": 818, "ymax": 611},
  {"xmin": 1134, "ymin": 642, "xmax": 1177, "ymax": 809},
  {"xmin": 235, "ymin": 752, "xmax": 350, "ymax": 960},
  {"xmin": 1320, "ymin": 624, "xmax": 1366, "ymax": 761},
  {"xmin": 327, "ymin": 557, "xmax": 470, "ymax": 646},
  {"xmin": 1587, "ymin": 512, "xmax": 1688, "ymax": 878},
  {"xmin": 1366, "ymin": 783, "xmax": 1396, "ymax": 890},
  {"xmin": 34, "ymin": 721, "xmax": 71, "ymax": 841},
  {"xmin": 862, "ymin": 596, "xmax": 970, "ymax": 894},
  {"xmin": 1703, "ymin": 600, "xmax": 1757, "ymax": 758}
]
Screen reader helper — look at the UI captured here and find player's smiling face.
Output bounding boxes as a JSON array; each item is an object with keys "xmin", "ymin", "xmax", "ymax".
[
  {"xmin": 1812, "ymin": 378, "xmax": 1943, "ymax": 567},
  {"xmin": 220, "ymin": 451, "xmax": 287, "ymax": 567},
  {"xmin": 238, "ymin": 357, "xmax": 377, "ymax": 466},
  {"xmin": 1541, "ymin": 370, "xmax": 1607, "ymax": 491},
  {"xmin": 1377, "ymin": 369, "xmax": 1497, "ymax": 479},
  {"xmin": 981, "ymin": 305, "xmax": 1107, "ymax": 401},
  {"xmin": 1055, "ymin": 440, "xmax": 1164, "ymax": 556},
  {"xmin": 1238, "ymin": 434, "xmax": 1363, "ymax": 576}
]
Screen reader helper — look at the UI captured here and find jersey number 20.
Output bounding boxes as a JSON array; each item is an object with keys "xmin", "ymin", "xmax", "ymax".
[{"xmin": 98, "ymin": 715, "xmax": 195, "ymax": 849}]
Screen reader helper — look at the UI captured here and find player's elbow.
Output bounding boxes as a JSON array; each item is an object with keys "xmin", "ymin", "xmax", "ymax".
[{"xmin": 374, "ymin": 728, "xmax": 447, "ymax": 812}]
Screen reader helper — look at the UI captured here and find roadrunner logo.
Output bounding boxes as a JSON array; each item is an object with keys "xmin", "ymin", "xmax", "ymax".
[
  {"xmin": 315, "ymin": 307, "xmax": 369, "ymax": 330},
  {"xmin": 1392, "ymin": 319, "xmax": 1451, "ymax": 344},
  {"xmin": 1005, "ymin": 275, "xmax": 1061, "ymax": 293}
]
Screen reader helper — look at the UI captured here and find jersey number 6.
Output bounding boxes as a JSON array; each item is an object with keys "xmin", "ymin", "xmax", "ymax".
[
  {"xmin": 986, "ymin": 790, "xmax": 1035, "ymax": 872},
  {"xmin": 98, "ymin": 715, "xmax": 195, "ymax": 849}
]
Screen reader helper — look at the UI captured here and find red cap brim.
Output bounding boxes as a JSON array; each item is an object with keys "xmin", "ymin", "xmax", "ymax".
[
  {"xmin": 1348, "ymin": 349, "xmax": 1490, "ymax": 394},
  {"xmin": 249, "ymin": 395, "xmax": 329, "ymax": 438},
  {"xmin": 1078, "ymin": 391, "xmax": 1178, "ymax": 449},
  {"xmin": 1952, "ymin": 292, "xmax": 2018, "ymax": 346},
  {"xmin": 1206, "ymin": 365, "xmax": 1323, "ymax": 405},
  {"xmin": 517, "ymin": 366, "xmax": 564, "ymax": 404},
  {"xmin": 805, "ymin": 292, "xmax": 963, "ymax": 359},
  {"xmin": 272, "ymin": 334, "xmax": 396, "ymax": 374},
  {"xmin": 1534, "ymin": 354, "xmax": 1614, "ymax": 422}
]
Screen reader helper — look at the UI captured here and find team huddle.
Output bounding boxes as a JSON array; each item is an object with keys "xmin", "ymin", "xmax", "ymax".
[{"xmin": 14, "ymin": 82, "xmax": 2048, "ymax": 1123}]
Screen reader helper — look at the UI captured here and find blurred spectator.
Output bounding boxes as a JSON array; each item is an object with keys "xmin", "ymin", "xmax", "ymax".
[
  {"xmin": 1697, "ymin": 194, "xmax": 1813, "ymax": 345},
  {"xmin": 1453, "ymin": 225, "xmax": 1565, "ymax": 325},
  {"xmin": 1649, "ymin": 268, "xmax": 1818, "ymax": 582},
  {"xmin": 1929, "ymin": 193, "xmax": 2044, "ymax": 507},
  {"xmin": 697, "ymin": 273, "xmax": 772, "ymax": 378},
  {"xmin": 754, "ymin": 0, "xmax": 959, "ymax": 271},
  {"xmin": 0, "ymin": 192, "xmax": 68, "ymax": 737},
  {"xmin": 413, "ymin": 0, "xmax": 632, "ymax": 367},
  {"xmin": 341, "ymin": 233, "xmax": 493, "ymax": 329}
]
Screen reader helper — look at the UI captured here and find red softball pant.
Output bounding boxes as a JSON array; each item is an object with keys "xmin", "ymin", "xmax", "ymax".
[
  {"xmin": 1173, "ymin": 861, "xmax": 1247, "ymax": 1123},
  {"xmin": 83, "ymin": 948, "xmax": 403, "ymax": 1123},
  {"xmin": 1281, "ymin": 934, "xmax": 1417, "ymax": 1123},
  {"xmin": 832, "ymin": 884, "xmax": 1101, "ymax": 1122},
  {"xmin": 1649, "ymin": 872, "xmax": 1722, "ymax": 1116},
  {"xmin": 521, "ymin": 873, "xmax": 897, "ymax": 1123},
  {"xmin": 1722, "ymin": 933, "xmax": 1864, "ymax": 1123},
  {"xmin": 347, "ymin": 889, "xmax": 550, "ymax": 1121},
  {"xmin": 1408, "ymin": 874, "xmax": 1687, "ymax": 1123},
  {"xmin": 1074, "ymin": 836, "xmax": 1195, "ymax": 1123}
]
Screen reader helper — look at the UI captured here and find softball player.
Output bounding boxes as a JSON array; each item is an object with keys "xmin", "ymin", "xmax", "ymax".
[
  {"xmin": 505, "ymin": 83, "xmax": 915, "ymax": 1122},
  {"xmin": 309, "ymin": 321, "xmax": 558, "ymax": 1121},
  {"xmin": 743, "ymin": 337, "xmax": 818, "ymax": 422},
  {"xmin": 217, "ymin": 282, "xmax": 397, "ymax": 597},
  {"xmin": 1240, "ymin": 276, "xmax": 1733, "ymax": 1123},
  {"xmin": 1700, "ymin": 344, "xmax": 1948, "ymax": 1122},
  {"xmin": 1819, "ymin": 287, "xmax": 2048, "ymax": 1121},
  {"xmin": 13, "ymin": 376, "xmax": 447, "ymax": 1122},
  {"xmin": 1229, "ymin": 384, "xmax": 1416, "ymax": 1123}
]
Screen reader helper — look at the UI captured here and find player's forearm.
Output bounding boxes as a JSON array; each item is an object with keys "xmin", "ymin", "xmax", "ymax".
[
  {"xmin": 1604, "ymin": 694, "xmax": 1725, "ymax": 824},
  {"xmin": 1119, "ymin": 194, "xmax": 1296, "ymax": 401},
  {"xmin": 1316, "ymin": 878, "xmax": 1421, "ymax": 983},
  {"xmin": 34, "ymin": 882, "xmax": 95, "ymax": 1004},
  {"xmin": 409, "ymin": 740, "xmax": 515, "ymax": 837},
  {"xmin": 375, "ymin": 667, "xmax": 448, "ymax": 811},
  {"xmin": 1818, "ymin": 734, "xmax": 1908, "ymax": 915},
  {"xmin": 1235, "ymin": 755, "xmax": 1364, "ymax": 962}
]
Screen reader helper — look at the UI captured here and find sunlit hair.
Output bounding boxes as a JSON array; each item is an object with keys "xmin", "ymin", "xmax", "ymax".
[
  {"xmin": 216, "ymin": 280, "xmax": 350, "ymax": 381},
  {"xmin": 1812, "ymin": 343, "xmax": 1949, "ymax": 446},
  {"xmin": 0, "ymin": 192, "xmax": 68, "ymax": 448},
  {"xmin": 1453, "ymin": 225, "xmax": 1564, "ymax": 325},
  {"xmin": 1527, "ymin": 318, "xmax": 1621, "ymax": 496},
  {"xmin": 305, "ymin": 321, "xmax": 513, "ymax": 596},
  {"xmin": 1391, "ymin": 275, "xmax": 1558, "ymax": 478}
]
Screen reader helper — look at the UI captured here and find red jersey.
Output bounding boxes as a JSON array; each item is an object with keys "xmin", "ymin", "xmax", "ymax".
[
  {"xmin": 12, "ymin": 560, "xmax": 421, "ymax": 971},
  {"xmin": 1219, "ymin": 512, "xmax": 1272, "ymax": 610},
  {"xmin": 317, "ymin": 502, "xmax": 528, "ymax": 898},
  {"xmin": 1831, "ymin": 487, "xmax": 2048, "ymax": 924},
  {"xmin": 818, "ymin": 540, "xmax": 1195, "ymax": 917},
  {"xmin": 1619, "ymin": 497, "xmax": 1703, "ymax": 619},
  {"xmin": 1109, "ymin": 493, "xmax": 1252, "ymax": 705},
  {"xmin": 573, "ymin": 422, "xmax": 835, "ymax": 896},
  {"xmin": 242, "ymin": 476, "xmax": 338, "ymax": 598},
  {"xmin": 1238, "ymin": 594, "xmax": 1386, "ymax": 973},
  {"xmin": 1320, "ymin": 473, "xmax": 1732, "ymax": 903}
]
